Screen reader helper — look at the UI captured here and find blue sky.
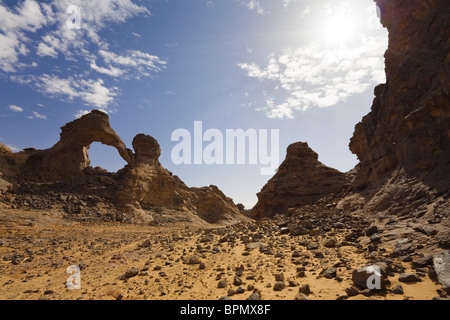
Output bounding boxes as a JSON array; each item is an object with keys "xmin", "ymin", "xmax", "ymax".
[{"xmin": 0, "ymin": 0, "xmax": 388, "ymax": 208}]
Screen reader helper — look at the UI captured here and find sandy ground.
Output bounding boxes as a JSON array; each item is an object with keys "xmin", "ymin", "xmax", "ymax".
[{"xmin": 0, "ymin": 204, "xmax": 443, "ymax": 300}]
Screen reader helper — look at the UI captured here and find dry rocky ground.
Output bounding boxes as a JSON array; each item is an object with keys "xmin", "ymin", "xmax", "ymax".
[{"xmin": 0, "ymin": 200, "xmax": 447, "ymax": 301}]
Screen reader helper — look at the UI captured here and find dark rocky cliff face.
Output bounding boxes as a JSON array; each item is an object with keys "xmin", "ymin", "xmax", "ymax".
[
  {"xmin": 252, "ymin": 0, "xmax": 449, "ymax": 225},
  {"xmin": 345, "ymin": 0, "xmax": 449, "ymax": 221}
]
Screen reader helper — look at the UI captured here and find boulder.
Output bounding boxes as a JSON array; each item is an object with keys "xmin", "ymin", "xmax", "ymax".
[
  {"xmin": 398, "ymin": 273, "xmax": 421, "ymax": 283},
  {"xmin": 352, "ymin": 265, "xmax": 387, "ymax": 290},
  {"xmin": 433, "ymin": 251, "xmax": 450, "ymax": 293},
  {"xmin": 0, "ymin": 177, "xmax": 12, "ymax": 193}
]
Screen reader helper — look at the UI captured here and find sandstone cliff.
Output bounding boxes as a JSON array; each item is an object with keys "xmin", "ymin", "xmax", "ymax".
[
  {"xmin": 343, "ymin": 0, "xmax": 450, "ymax": 224},
  {"xmin": 0, "ymin": 111, "xmax": 245, "ymax": 225},
  {"xmin": 252, "ymin": 0, "xmax": 449, "ymax": 227},
  {"xmin": 251, "ymin": 142, "xmax": 352, "ymax": 219}
]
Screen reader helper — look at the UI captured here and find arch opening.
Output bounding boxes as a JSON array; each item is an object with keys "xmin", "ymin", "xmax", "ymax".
[{"xmin": 87, "ymin": 142, "xmax": 127, "ymax": 173}]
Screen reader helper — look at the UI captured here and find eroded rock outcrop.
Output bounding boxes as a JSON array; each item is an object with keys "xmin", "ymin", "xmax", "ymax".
[
  {"xmin": 19, "ymin": 110, "xmax": 134, "ymax": 180},
  {"xmin": 344, "ymin": 0, "xmax": 450, "ymax": 222},
  {"xmin": 253, "ymin": 0, "xmax": 449, "ymax": 227},
  {"xmin": 115, "ymin": 133, "xmax": 243, "ymax": 224},
  {"xmin": 251, "ymin": 142, "xmax": 352, "ymax": 219},
  {"xmin": 0, "ymin": 111, "xmax": 244, "ymax": 225}
]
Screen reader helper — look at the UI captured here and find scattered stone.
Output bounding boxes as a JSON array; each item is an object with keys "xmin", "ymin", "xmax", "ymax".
[
  {"xmin": 307, "ymin": 243, "xmax": 319, "ymax": 250},
  {"xmin": 289, "ymin": 226, "xmax": 308, "ymax": 236},
  {"xmin": 288, "ymin": 280, "xmax": 299, "ymax": 287},
  {"xmin": 298, "ymin": 284, "xmax": 311, "ymax": 296},
  {"xmin": 370, "ymin": 234, "xmax": 382, "ymax": 243},
  {"xmin": 233, "ymin": 276, "xmax": 242, "ymax": 286},
  {"xmin": 187, "ymin": 255, "xmax": 201, "ymax": 265},
  {"xmin": 199, "ymin": 262, "xmax": 206, "ymax": 270},
  {"xmin": 273, "ymin": 282, "xmax": 286, "ymax": 291},
  {"xmin": 392, "ymin": 239, "xmax": 416, "ymax": 257},
  {"xmin": 323, "ymin": 238, "xmax": 337, "ymax": 248},
  {"xmin": 345, "ymin": 286, "xmax": 360, "ymax": 297},
  {"xmin": 314, "ymin": 251, "xmax": 324, "ymax": 259},
  {"xmin": 227, "ymin": 288, "xmax": 235, "ymax": 296},
  {"xmin": 294, "ymin": 293, "xmax": 309, "ymax": 300},
  {"xmin": 140, "ymin": 239, "xmax": 152, "ymax": 248},
  {"xmin": 274, "ymin": 273, "xmax": 284, "ymax": 282},
  {"xmin": 365, "ymin": 225, "xmax": 378, "ymax": 236},
  {"xmin": 246, "ymin": 292, "xmax": 261, "ymax": 300},
  {"xmin": 323, "ymin": 267, "xmax": 337, "ymax": 279},
  {"xmin": 352, "ymin": 265, "xmax": 386, "ymax": 290},
  {"xmin": 412, "ymin": 256, "xmax": 433, "ymax": 269},
  {"xmin": 392, "ymin": 285, "xmax": 404, "ymax": 295},
  {"xmin": 218, "ymin": 279, "xmax": 228, "ymax": 289},
  {"xmin": 119, "ymin": 268, "xmax": 139, "ymax": 280},
  {"xmin": 398, "ymin": 273, "xmax": 421, "ymax": 283},
  {"xmin": 236, "ymin": 287, "xmax": 245, "ymax": 294}
]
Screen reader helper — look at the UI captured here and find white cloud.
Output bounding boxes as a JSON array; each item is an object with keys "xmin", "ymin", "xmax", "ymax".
[
  {"xmin": 300, "ymin": 6, "xmax": 311, "ymax": 17},
  {"xmin": 78, "ymin": 79, "xmax": 117, "ymax": 108},
  {"xmin": 97, "ymin": 49, "xmax": 167, "ymax": 78},
  {"xmin": 43, "ymin": 0, "xmax": 151, "ymax": 52},
  {"xmin": 29, "ymin": 74, "xmax": 118, "ymax": 110},
  {"xmin": 237, "ymin": 0, "xmax": 267, "ymax": 15},
  {"xmin": 32, "ymin": 111, "xmax": 47, "ymax": 119},
  {"xmin": 37, "ymin": 74, "xmax": 80, "ymax": 100},
  {"xmin": 74, "ymin": 109, "xmax": 91, "ymax": 119},
  {"xmin": 282, "ymin": 0, "xmax": 297, "ymax": 8},
  {"xmin": 90, "ymin": 60, "xmax": 124, "ymax": 77},
  {"xmin": 239, "ymin": 36, "xmax": 387, "ymax": 119},
  {"xmin": 36, "ymin": 42, "xmax": 58, "ymax": 58},
  {"xmin": 9, "ymin": 105, "xmax": 24, "ymax": 112},
  {"xmin": 0, "ymin": 0, "xmax": 46, "ymax": 72},
  {"xmin": 2, "ymin": 0, "xmax": 164, "ymax": 113}
]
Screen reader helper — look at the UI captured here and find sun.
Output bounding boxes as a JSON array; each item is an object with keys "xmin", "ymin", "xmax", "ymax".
[{"xmin": 322, "ymin": 14, "xmax": 357, "ymax": 44}]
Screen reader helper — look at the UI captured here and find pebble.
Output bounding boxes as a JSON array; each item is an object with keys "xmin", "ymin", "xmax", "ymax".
[
  {"xmin": 187, "ymin": 255, "xmax": 201, "ymax": 265},
  {"xmin": 246, "ymin": 292, "xmax": 261, "ymax": 300},
  {"xmin": 218, "ymin": 279, "xmax": 228, "ymax": 288},
  {"xmin": 294, "ymin": 292, "xmax": 309, "ymax": 300},
  {"xmin": 119, "ymin": 268, "xmax": 139, "ymax": 280},
  {"xmin": 298, "ymin": 284, "xmax": 311, "ymax": 296},
  {"xmin": 392, "ymin": 284, "xmax": 404, "ymax": 294},
  {"xmin": 273, "ymin": 281, "xmax": 286, "ymax": 291}
]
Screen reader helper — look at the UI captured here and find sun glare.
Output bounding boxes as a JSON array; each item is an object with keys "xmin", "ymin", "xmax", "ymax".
[{"xmin": 323, "ymin": 14, "xmax": 357, "ymax": 44}]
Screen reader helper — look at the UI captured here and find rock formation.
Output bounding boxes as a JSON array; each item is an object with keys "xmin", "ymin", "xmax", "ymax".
[
  {"xmin": 252, "ymin": 0, "xmax": 449, "ymax": 227},
  {"xmin": 251, "ymin": 142, "xmax": 352, "ymax": 219},
  {"xmin": 115, "ymin": 133, "xmax": 243, "ymax": 224},
  {"xmin": 344, "ymin": 0, "xmax": 450, "ymax": 222},
  {"xmin": 18, "ymin": 110, "xmax": 133, "ymax": 180},
  {"xmin": 0, "ymin": 111, "xmax": 244, "ymax": 225}
]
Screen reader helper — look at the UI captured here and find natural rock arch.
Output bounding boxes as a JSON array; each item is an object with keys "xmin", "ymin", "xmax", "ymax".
[{"xmin": 21, "ymin": 110, "xmax": 134, "ymax": 180}]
